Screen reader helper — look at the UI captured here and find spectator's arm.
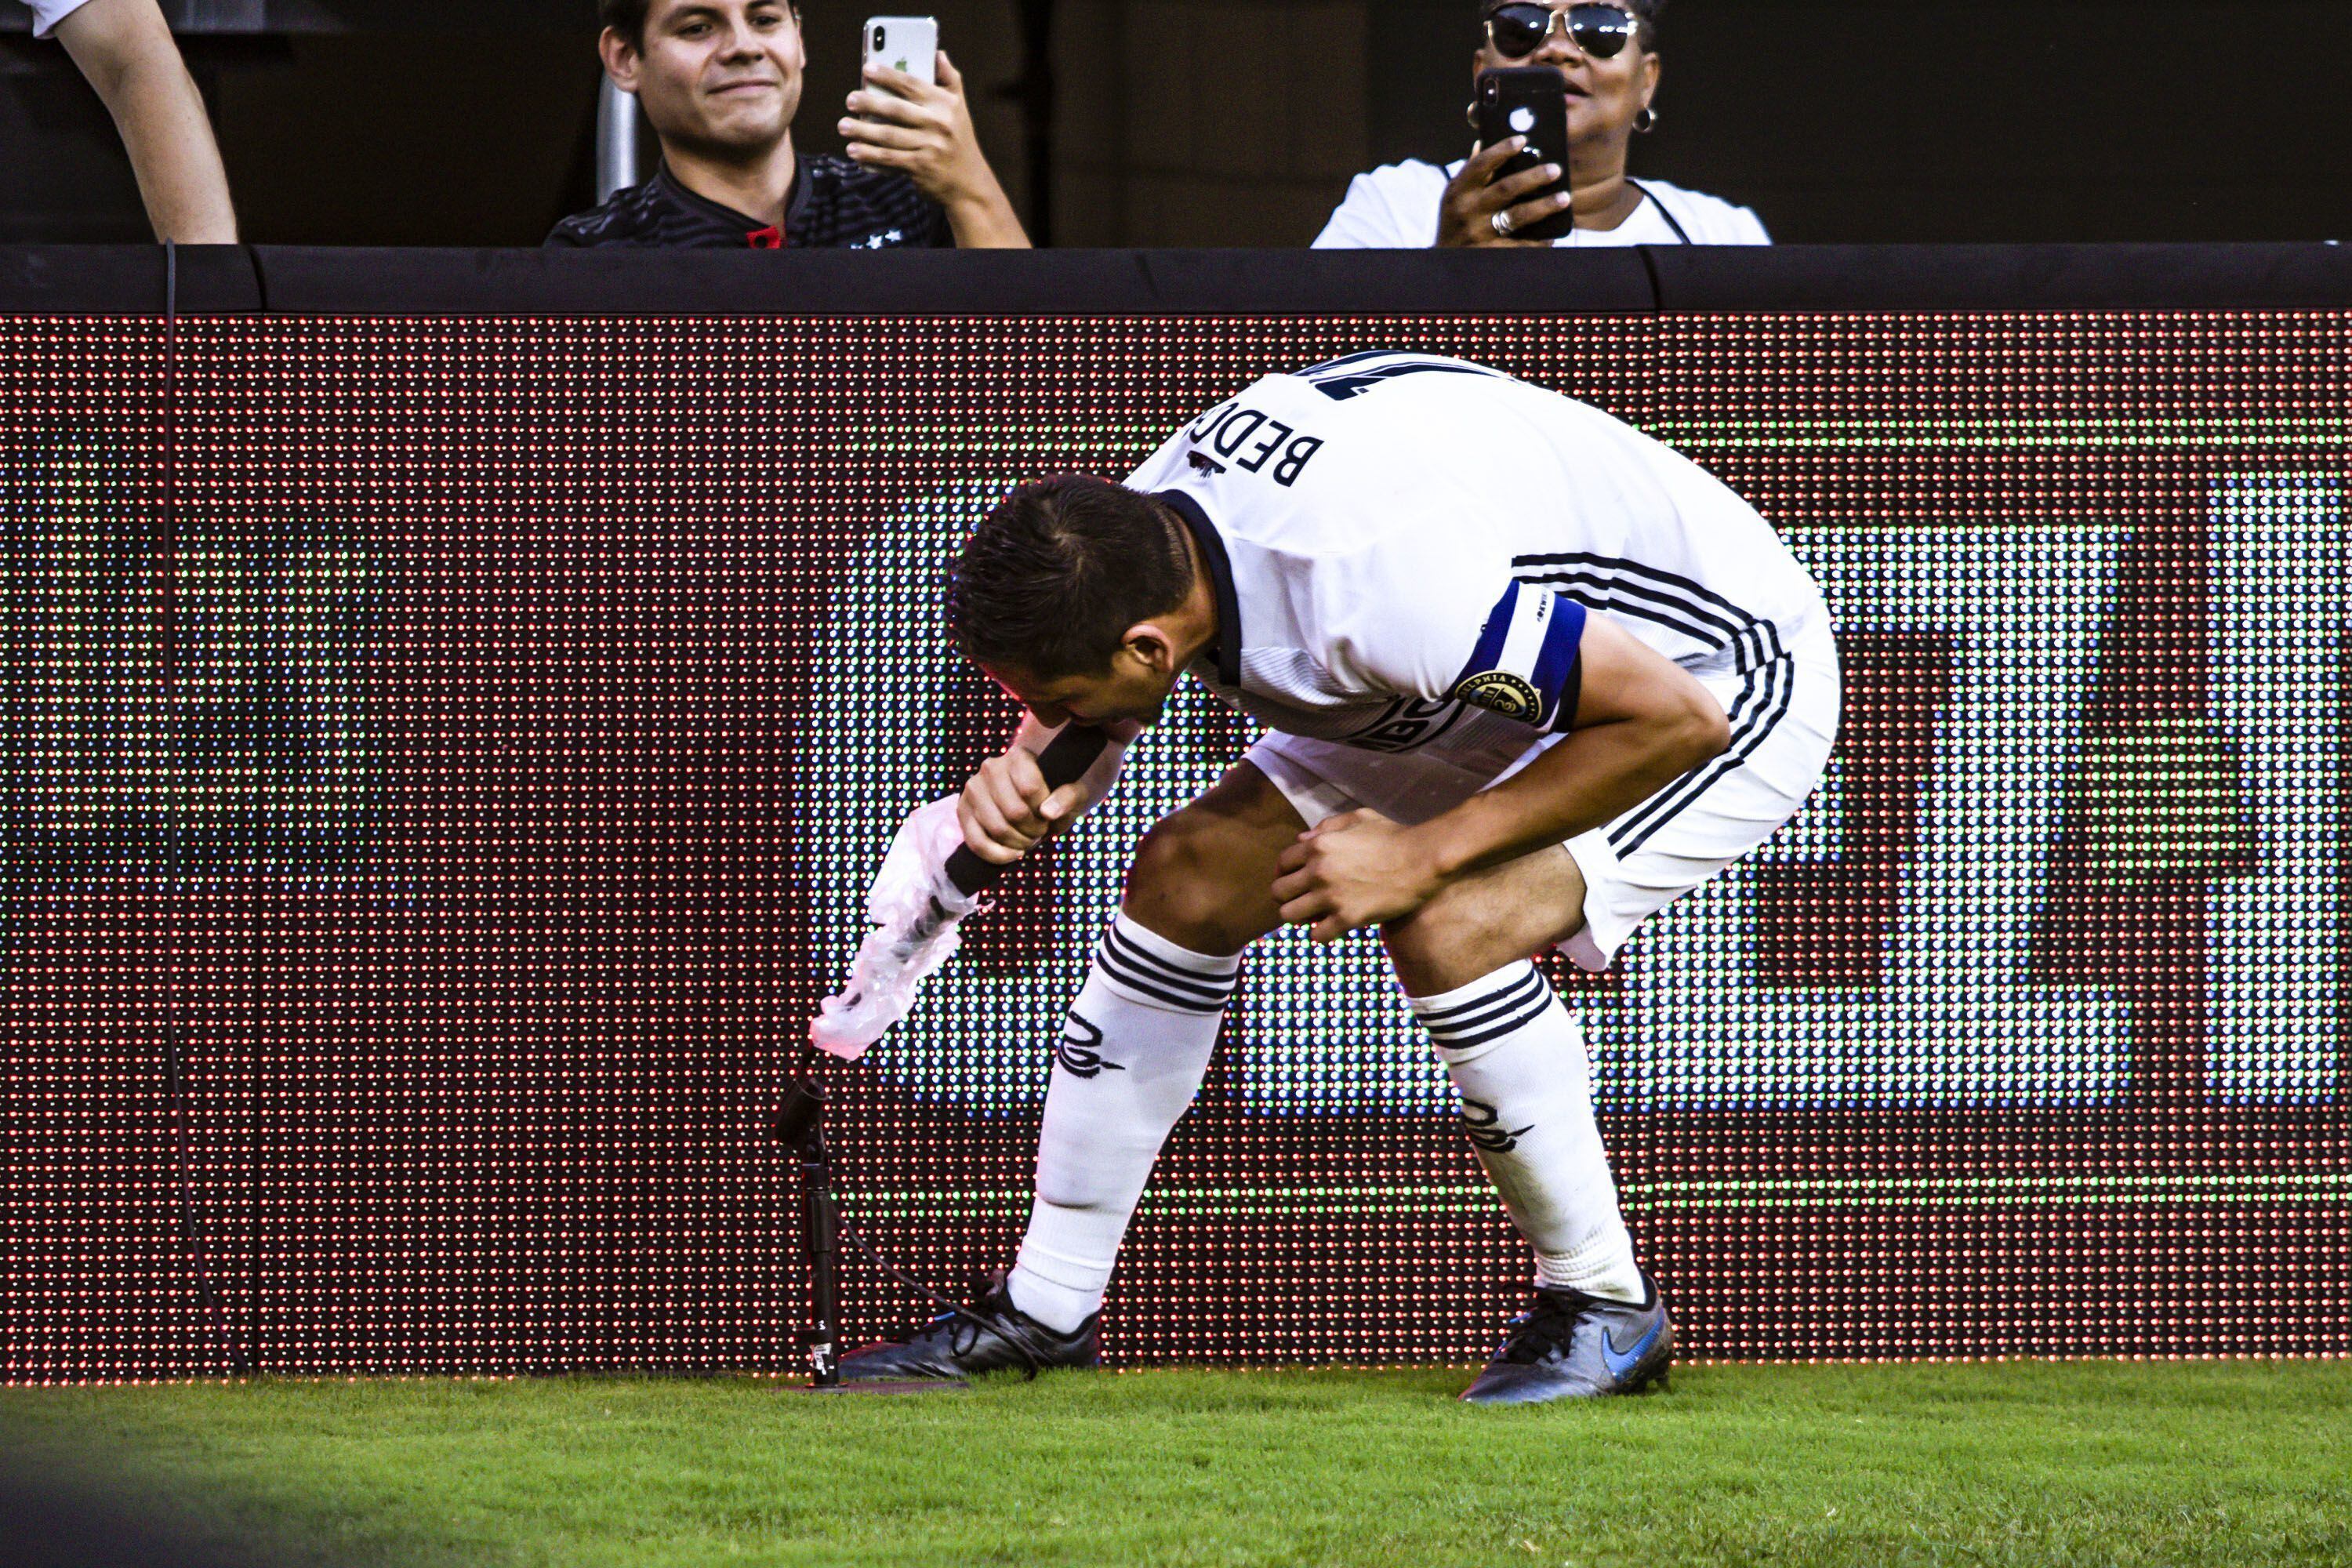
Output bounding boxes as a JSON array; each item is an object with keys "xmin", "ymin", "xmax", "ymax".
[
  {"xmin": 55, "ymin": 0, "xmax": 237, "ymax": 244},
  {"xmin": 1310, "ymin": 176, "xmax": 1389, "ymax": 249},
  {"xmin": 842, "ymin": 53, "xmax": 1030, "ymax": 250}
]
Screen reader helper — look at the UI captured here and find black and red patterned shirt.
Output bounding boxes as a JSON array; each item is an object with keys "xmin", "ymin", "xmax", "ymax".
[{"xmin": 547, "ymin": 157, "xmax": 951, "ymax": 249}]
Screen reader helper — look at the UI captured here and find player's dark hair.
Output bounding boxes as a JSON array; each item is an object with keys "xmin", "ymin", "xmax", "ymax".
[
  {"xmin": 601, "ymin": 0, "xmax": 651, "ymax": 49},
  {"xmin": 601, "ymin": 0, "xmax": 797, "ymax": 52},
  {"xmin": 948, "ymin": 477, "xmax": 1195, "ymax": 681},
  {"xmin": 1479, "ymin": 0, "xmax": 1662, "ymax": 49}
]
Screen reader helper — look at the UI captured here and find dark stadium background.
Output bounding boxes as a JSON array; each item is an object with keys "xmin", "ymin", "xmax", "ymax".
[{"xmin": 5, "ymin": 0, "xmax": 2352, "ymax": 247}]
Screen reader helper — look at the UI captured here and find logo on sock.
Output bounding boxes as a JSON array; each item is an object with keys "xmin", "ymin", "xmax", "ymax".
[
  {"xmin": 1054, "ymin": 1011, "xmax": 1126, "ymax": 1079},
  {"xmin": 1459, "ymin": 1096, "xmax": 1534, "ymax": 1153}
]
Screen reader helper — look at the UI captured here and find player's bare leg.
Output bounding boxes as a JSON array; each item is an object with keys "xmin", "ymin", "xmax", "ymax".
[
  {"xmin": 1383, "ymin": 848, "xmax": 1674, "ymax": 1403},
  {"xmin": 839, "ymin": 763, "xmax": 1301, "ymax": 1381},
  {"xmin": 1120, "ymin": 760, "xmax": 1305, "ymax": 956},
  {"xmin": 1380, "ymin": 842, "xmax": 1588, "ymax": 996}
]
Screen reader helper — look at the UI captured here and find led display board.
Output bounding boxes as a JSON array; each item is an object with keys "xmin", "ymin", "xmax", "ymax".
[{"xmin": 1, "ymin": 310, "xmax": 2343, "ymax": 1378}]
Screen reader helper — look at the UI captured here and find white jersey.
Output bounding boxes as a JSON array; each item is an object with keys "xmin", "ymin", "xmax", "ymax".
[{"xmin": 1122, "ymin": 353, "xmax": 1829, "ymax": 778}]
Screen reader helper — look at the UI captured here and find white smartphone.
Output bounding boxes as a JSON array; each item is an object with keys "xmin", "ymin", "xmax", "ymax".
[{"xmin": 863, "ymin": 16, "xmax": 938, "ymax": 89}]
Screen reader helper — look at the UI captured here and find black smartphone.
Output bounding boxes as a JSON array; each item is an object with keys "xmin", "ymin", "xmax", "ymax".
[{"xmin": 1474, "ymin": 67, "xmax": 1573, "ymax": 241}]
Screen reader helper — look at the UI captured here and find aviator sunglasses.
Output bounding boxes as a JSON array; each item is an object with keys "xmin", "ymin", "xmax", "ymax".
[{"xmin": 1485, "ymin": 2, "xmax": 1641, "ymax": 60}]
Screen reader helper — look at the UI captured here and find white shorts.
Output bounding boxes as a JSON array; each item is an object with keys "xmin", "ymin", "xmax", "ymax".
[{"xmin": 1244, "ymin": 622, "xmax": 1842, "ymax": 971}]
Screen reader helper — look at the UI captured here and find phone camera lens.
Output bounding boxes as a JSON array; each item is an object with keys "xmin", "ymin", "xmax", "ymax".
[{"xmin": 873, "ymin": 26, "xmax": 885, "ymax": 49}]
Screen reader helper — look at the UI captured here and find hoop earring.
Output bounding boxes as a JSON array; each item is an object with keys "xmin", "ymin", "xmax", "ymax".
[{"xmin": 1632, "ymin": 104, "xmax": 1659, "ymax": 133}]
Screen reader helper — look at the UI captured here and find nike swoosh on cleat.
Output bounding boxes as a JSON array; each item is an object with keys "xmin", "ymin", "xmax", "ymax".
[{"xmin": 1601, "ymin": 1317, "xmax": 1664, "ymax": 1381}]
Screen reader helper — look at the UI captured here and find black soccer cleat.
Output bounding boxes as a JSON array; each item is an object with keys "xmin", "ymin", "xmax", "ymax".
[
  {"xmin": 1460, "ymin": 1277, "xmax": 1674, "ymax": 1406},
  {"xmin": 837, "ymin": 1272, "xmax": 1101, "ymax": 1383}
]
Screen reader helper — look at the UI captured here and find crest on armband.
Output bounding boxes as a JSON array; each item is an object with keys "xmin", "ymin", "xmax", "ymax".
[{"xmin": 1451, "ymin": 670, "xmax": 1544, "ymax": 721}]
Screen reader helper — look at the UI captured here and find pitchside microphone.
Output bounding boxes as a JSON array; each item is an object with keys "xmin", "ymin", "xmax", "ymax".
[
  {"xmin": 941, "ymin": 723, "xmax": 1115, "ymax": 895},
  {"xmin": 778, "ymin": 725, "xmax": 1110, "ymax": 1391},
  {"xmin": 767, "ymin": 1077, "xmax": 824, "ymax": 1150}
]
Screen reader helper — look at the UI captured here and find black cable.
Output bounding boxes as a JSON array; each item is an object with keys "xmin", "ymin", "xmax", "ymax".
[
  {"xmin": 833, "ymin": 1218, "xmax": 1044, "ymax": 1381},
  {"xmin": 160, "ymin": 241, "xmax": 254, "ymax": 1377},
  {"xmin": 166, "ymin": 1029, "xmax": 251, "ymax": 1374}
]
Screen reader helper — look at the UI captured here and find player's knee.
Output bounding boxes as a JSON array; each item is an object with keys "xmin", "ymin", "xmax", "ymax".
[
  {"xmin": 1381, "ymin": 888, "xmax": 1524, "ymax": 997},
  {"xmin": 1125, "ymin": 809, "xmax": 1262, "ymax": 955}
]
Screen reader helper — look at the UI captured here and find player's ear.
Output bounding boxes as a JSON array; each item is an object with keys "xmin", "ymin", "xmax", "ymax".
[
  {"xmin": 1120, "ymin": 623, "xmax": 1169, "ymax": 674},
  {"xmin": 599, "ymin": 26, "xmax": 641, "ymax": 93}
]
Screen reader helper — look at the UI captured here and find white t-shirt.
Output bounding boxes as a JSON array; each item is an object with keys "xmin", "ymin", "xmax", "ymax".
[
  {"xmin": 28, "ymin": 0, "xmax": 94, "ymax": 37},
  {"xmin": 1313, "ymin": 160, "xmax": 1769, "ymax": 249},
  {"xmin": 1121, "ymin": 352, "xmax": 1826, "ymax": 771}
]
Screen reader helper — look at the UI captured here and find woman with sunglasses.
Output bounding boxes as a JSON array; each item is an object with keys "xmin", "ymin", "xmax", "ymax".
[{"xmin": 1314, "ymin": 1, "xmax": 1766, "ymax": 249}]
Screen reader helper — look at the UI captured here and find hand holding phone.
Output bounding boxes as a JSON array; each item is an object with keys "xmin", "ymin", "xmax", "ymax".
[
  {"xmin": 1441, "ymin": 67, "xmax": 1576, "ymax": 246},
  {"xmin": 844, "ymin": 16, "xmax": 1022, "ymax": 236},
  {"xmin": 862, "ymin": 16, "xmax": 938, "ymax": 91}
]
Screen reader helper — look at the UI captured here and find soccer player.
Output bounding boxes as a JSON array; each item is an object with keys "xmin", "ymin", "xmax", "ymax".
[{"xmin": 840, "ymin": 352, "xmax": 1839, "ymax": 1403}]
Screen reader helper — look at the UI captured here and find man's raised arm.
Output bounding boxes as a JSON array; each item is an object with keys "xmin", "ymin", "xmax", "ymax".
[{"xmin": 54, "ymin": 0, "xmax": 238, "ymax": 243}]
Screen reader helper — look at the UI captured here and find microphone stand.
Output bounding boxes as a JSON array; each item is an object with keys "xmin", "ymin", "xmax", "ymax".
[
  {"xmin": 768, "ymin": 1048, "xmax": 964, "ymax": 1395},
  {"xmin": 774, "ymin": 725, "xmax": 1110, "ymax": 1394},
  {"xmin": 768, "ymin": 1057, "xmax": 841, "ymax": 1387}
]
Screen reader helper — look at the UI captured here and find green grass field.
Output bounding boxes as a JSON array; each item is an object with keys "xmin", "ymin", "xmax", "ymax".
[{"xmin": 5, "ymin": 1363, "xmax": 2348, "ymax": 1568}]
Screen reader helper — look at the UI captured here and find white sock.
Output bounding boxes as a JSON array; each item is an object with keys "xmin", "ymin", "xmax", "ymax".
[
  {"xmin": 1006, "ymin": 913, "xmax": 1239, "ymax": 1335},
  {"xmin": 1410, "ymin": 960, "xmax": 1647, "ymax": 1304}
]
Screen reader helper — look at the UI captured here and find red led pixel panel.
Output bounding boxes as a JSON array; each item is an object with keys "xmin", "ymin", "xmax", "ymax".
[{"xmin": 1, "ymin": 311, "xmax": 2344, "ymax": 1379}]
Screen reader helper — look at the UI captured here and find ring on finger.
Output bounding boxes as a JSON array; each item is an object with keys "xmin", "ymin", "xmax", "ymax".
[{"xmin": 1490, "ymin": 209, "xmax": 1515, "ymax": 238}]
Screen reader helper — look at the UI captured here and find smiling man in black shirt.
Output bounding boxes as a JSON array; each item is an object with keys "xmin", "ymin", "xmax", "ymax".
[{"xmin": 550, "ymin": 0, "xmax": 1029, "ymax": 249}]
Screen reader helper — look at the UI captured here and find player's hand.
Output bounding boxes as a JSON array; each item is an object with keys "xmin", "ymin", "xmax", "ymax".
[
  {"xmin": 957, "ymin": 745, "xmax": 1090, "ymax": 866},
  {"xmin": 1436, "ymin": 138, "xmax": 1571, "ymax": 248},
  {"xmin": 1272, "ymin": 810, "xmax": 1448, "ymax": 943},
  {"xmin": 841, "ymin": 53, "xmax": 1000, "ymax": 211}
]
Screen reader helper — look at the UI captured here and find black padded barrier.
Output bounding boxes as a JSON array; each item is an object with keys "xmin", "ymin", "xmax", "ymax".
[{"xmin": 6, "ymin": 241, "xmax": 2352, "ymax": 317}]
